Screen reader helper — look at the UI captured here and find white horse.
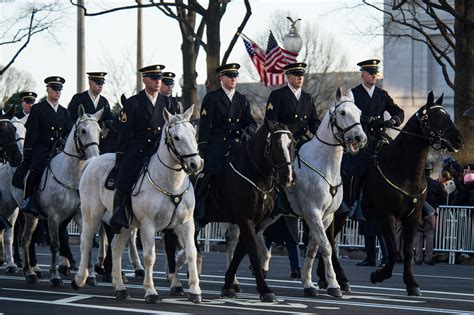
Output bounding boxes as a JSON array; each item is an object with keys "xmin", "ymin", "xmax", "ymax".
[
  {"xmin": 73, "ymin": 106, "xmax": 204, "ymax": 304},
  {"xmin": 15, "ymin": 106, "xmax": 103, "ymax": 286},
  {"xmin": 0, "ymin": 116, "xmax": 27, "ymax": 273},
  {"xmin": 252, "ymin": 88, "xmax": 367, "ymax": 297}
]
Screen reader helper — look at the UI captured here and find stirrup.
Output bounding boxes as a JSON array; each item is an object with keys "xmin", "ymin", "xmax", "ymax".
[{"xmin": 20, "ymin": 197, "xmax": 40, "ymax": 217}]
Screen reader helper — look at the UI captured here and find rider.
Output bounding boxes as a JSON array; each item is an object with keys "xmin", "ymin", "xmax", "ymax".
[
  {"xmin": 157, "ymin": 71, "xmax": 182, "ymax": 115},
  {"xmin": 109, "ymin": 64, "xmax": 168, "ymax": 234},
  {"xmin": 195, "ymin": 63, "xmax": 257, "ymax": 226},
  {"xmin": 15, "ymin": 92, "xmax": 37, "ymax": 119},
  {"xmin": 68, "ymin": 72, "xmax": 113, "ymax": 129},
  {"xmin": 264, "ymin": 62, "xmax": 320, "ymax": 149},
  {"xmin": 17, "ymin": 76, "xmax": 72, "ymax": 217}
]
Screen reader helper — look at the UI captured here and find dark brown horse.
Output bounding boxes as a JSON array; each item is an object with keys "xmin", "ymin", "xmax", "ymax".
[{"xmin": 318, "ymin": 92, "xmax": 463, "ymax": 296}]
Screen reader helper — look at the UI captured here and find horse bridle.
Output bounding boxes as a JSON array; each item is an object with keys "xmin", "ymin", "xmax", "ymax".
[
  {"xmin": 159, "ymin": 119, "xmax": 199, "ymax": 175},
  {"xmin": 316, "ymin": 100, "xmax": 361, "ymax": 150},
  {"xmin": 0, "ymin": 119, "xmax": 22, "ymax": 163},
  {"xmin": 63, "ymin": 117, "xmax": 100, "ymax": 160},
  {"xmin": 264, "ymin": 129, "xmax": 295, "ymax": 178}
]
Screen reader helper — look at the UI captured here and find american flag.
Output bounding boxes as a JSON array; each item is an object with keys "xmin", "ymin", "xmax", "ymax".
[{"xmin": 242, "ymin": 32, "xmax": 298, "ymax": 86}]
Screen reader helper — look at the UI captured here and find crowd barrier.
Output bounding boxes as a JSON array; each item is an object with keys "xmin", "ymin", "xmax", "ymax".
[{"xmin": 67, "ymin": 205, "xmax": 473, "ymax": 264}]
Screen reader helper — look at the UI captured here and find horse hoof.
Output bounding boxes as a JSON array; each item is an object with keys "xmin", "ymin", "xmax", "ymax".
[
  {"xmin": 318, "ymin": 280, "xmax": 328, "ymax": 290},
  {"xmin": 50, "ymin": 278, "xmax": 63, "ymax": 287},
  {"xmin": 5, "ymin": 266, "xmax": 18, "ymax": 274},
  {"xmin": 303, "ymin": 287, "xmax": 318, "ymax": 298},
  {"xmin": 134, "ymin": 269, "xmax": 145, "ymax": 278},
  {"xmin": 407, "ymin": 287, "xmax": 422, "ymax": 296},
  {"xmin": 25, "ymin": 274, "xmax": 39, "ymax": 284},
  {"xmin": 327, "ymin": 287, "xmax": 343, "ymax": 298},
  {"xmin": 94, "ymin": 264, "xmax": 105, "ymax": 275},
  {"xmin": 35, "ymin": 271, "xmax": 43, "ymax": 279},
  {"xmin": 170, "ymin": 286, "xmax": 185, "ymax": 296},
  {"xmin": 260, "ymin": 292, "xmax": 277, "ymax": 303},
  {"xmin": 16, "ymin": 262, "xmax": 23, "ymax": 269},
  {"xmin": 145, "ymin": 294, "xmax": 161, "ymax": 304},
  {"xmin": 58, "ymin": 265, "xmax": 70, "ymax": 277},
  {"xmin": 115, "ymin": 289, "xmax": 130, "ymax": 300},
  {"xmin": 71, "ymin": 279, "xmax": 80, "ymax": 291},
  {"xmin": 232, "ymin": 283, "xmax": 242, "ymax": 293},
  {"xmin": 188, "ymin": 293, "xmax": 202, "ymax": 304},
  {"xmin": 340, "ymin": 282, "xmax": 351, "ymax": 293},
  {"xmin": 221, "ymin": 288, "xmax": 238, "ymax": 298},
  {"xmin": 86, "ymin": 277, "xmax": 97, "ymax": 287}
]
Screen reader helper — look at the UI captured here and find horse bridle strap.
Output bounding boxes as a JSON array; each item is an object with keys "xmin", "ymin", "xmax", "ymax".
[
  {"xmin": 47, "ymin": 164, "xmax": 79, "ymax": 192},
  {"xmin": 63, "ymin": 117, "xmax": 100, "ymax": 159},
  {"xmin": 164, "ymin": 120, "xmax": 199, "ymax": 173},
  {"xmin": 297, "ymin": 154, "xmax": 342, "ymax": 197},
  {"xmin": 229, "ymin": 161, "xmax": 274, "ymax": 201},
  {"xmin": 328, "ymin": 100, "xmax": 361, "ymax": 148},
  {"xmin": 374, "ymin": 155, "xmax": 427, "ymax": 204}
]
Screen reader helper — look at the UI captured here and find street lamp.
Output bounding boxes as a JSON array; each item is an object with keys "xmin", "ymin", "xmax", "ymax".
[{"xmin": 283, "ymin": 17, "xmax": 303, "ymax": 54}]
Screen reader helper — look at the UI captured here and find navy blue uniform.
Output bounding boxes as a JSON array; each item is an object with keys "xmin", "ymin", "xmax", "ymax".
[
  {"xmin": 264, "ymin": 85, "xmax": 319, "ymax": 144},
  {"xmin": 115, "ymin": 90, "xmax": 174, "ymax": 193},
  {"xmin": 157, "ymin": 93, "xmax": 182, "ymax": 117},
  {"xmin": 68, "ymin": 91, "xmax": 113, "ymax": 124},
  {"xmin": 198, "ymin": 88, "xmax": 256, "ymax": 174}
]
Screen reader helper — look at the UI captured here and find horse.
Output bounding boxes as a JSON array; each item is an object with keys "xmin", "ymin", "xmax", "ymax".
[
  {"xmin": 14, "ymin": 106, "xmax": 104, "ymax": 286},
  {"xmin": 0, "ymin": 115, "xmax": 27, "ymax": 274},
  {"xmin": 317, "ymin": 91, "xmax": 463, "ymax": 296},
  {"xmin": 220, "ymin": 88, "xmax": 366, "ymax": 298},
  {"xmin": 72, "ymin": 106, "xmax": 204, "ymax": 304},
  {"xmin": 0, "ymin": 106, "xmax": 22, "ymax": 171}
]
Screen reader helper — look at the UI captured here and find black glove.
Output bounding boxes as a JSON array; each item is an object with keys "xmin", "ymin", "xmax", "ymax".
[
  {"xmin": 383, "ymin": 118, "xmax": 396, "ymax": 128},
  {"xmin": 243, "ymin": 126, "xmax": 256, "ymax": 141},
  {"xmin": 368, "ymin": 118, "xmax": 385, "ymax": 130}
]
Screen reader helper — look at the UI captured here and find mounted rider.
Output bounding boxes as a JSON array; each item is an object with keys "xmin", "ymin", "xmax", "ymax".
[
  {"xmin": 16, "ymin": 92, "xmax": 37, "ymax": 119},
  {"xmin": 194, "ymin": 63, "xmax": 257, "ymax": 226},
  {"xmin": 109, "ymin": 64, "xmax": 178, "ymax": 234},
  {"xmin": 15, "ymin": 76, "xmax": 73, "ymax": 217}
]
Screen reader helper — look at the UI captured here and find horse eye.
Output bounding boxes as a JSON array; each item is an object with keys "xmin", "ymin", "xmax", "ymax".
[
  {"xmin": 340, "ymin": 110, "xmax": 346, "ymax": 116},
  {"xmin": 81, "ymin": 129, "xmax": 86, "ymax": 134},
  {"xmin": 174, "ymin": 136, "xmax": 180, "ymax": 141}
]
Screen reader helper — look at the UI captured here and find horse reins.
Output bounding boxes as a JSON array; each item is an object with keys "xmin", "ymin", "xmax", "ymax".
[{"xmin": 62, "ymin": 117, "xmax": 100, "ymax": 160}]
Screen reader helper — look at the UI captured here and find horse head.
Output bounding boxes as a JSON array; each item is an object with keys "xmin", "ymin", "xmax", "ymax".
[
  {"xmin": 417, "ymin": 91, "xmax": 463, "ymax": 152},
  {"xmin": 264, "ymin": 120, "xmax": 296, "ymax": 188},
  {"xmin": 325, "ymin": 87, "xmax": 367, "ymax": 154},
  {"xmin": 0, "ymin": 106, "xmax": 22, "ymax": 167},
  {"xmin": 163, "ymin": 104, "xmax": 203, "ymax": 174},
  {"xmin": 11, "ymin": 116, "xmax": 27, "ymax": 152},
  {"xmin": 67, "ymin": 105, "xmax": 103, "ymax": 159}
]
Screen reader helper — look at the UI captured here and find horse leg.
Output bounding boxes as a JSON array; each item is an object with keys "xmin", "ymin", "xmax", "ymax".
[
  {"xmin": 174, "ymin": 220, "xmax": 202, "ymax": 303},
  {"xmin": 225, "ymin": 223, "xmax": 242, "ymax": 292},
  {"xmin": 239, "ymin": 219, "xmax": 276, "ymax": 302},
  {"xmin": 221, "ymin": 239, "xmax": 246, "ymax": 298},
  {"xmin": 255, "ymin": 215, "xmax": 281, "ymax": 276},
  {"xmin": 164, "ymin": 229, "xmax": 183, "ymax": 296},
  {"xmin": 138, "ymin": 222, "xmax": 160, "ymax": 304},
  {"xmin": 58, "ymin": 218, "xmax": 74, "ymax": 276},
  {"xmin": 370, "ymin": 215, "xmax": 398, "ymax": 284},
  {"xmin": 94, "ymin": 224, "xmax": 107, "ymax": 274},
  {"xmin": 4, "ymin": 210, "xmax": 19, "ymax": 273},
  {"xmin": 48, "ymin": 219, "xmax": 63, "ymax": 287},
  {"xmin": 402, "ymin": 216, "xmax": 422, "ymax": 296},
  {"xmin": 72, "ymin": 210, "xmax": 102, "ymax": 290},
  {"xmin": 111, "ymin": 227, "xmax": 132, "ymax": 300},
  {"xmin": 22, "ymin": 216, "xmax": 39, "ymax": 284},
  {"xmin": 128, "ymin": 228, "xmax": 144, "ymax": 277},
  {"xmin": 13, "ymin": 211, "xmax": 24, "ymax": 268},
  {"xmin": 30, "ymin": 225, "xmax": 42, "ymax": 278}
]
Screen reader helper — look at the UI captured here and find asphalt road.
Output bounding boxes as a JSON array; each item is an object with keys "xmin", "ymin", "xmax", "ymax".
[{"xmin": 0, "ymin": 245, "xmax": 473, "ymax": 314}]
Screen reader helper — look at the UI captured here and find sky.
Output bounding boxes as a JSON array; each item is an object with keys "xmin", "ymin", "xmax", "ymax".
[{"xmin": 0, "ymin": 0, "xmax": 383, "ymax": 104}]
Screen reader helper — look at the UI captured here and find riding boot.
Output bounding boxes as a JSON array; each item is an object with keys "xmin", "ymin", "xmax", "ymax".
[
  {"xmin": 109, "ymin": 189, "xmax": 131, "ymax": 234},
  {"xmin": 422, "ymin": 201, "xmax": 436, "ymax": 218},
  {"xmin": 194, "ymin": 173, "xmax": 212, "ymax": 229},
  {"xmin": 0, "ymin": 213, "xmax": 12, "ymax": 230},
  {"xmin": 20, "ymin": 171, "xmax": 40, "ymax": 217},
  {"xmin": 349, "ymin": 188, "xmax": 365, "ymax": 222}
]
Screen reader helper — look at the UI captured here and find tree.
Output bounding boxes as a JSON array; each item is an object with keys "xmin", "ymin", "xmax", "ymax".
[
  {"xmin": 70, "ymin": 0, "xmax": 252, "ymax": 108},
  {"xmin": 0, "ymin": 66, "xmax": 34, "ymax": 108},
  {"xmin": 240, "ymin": 11, "xmax": 353, "ymax": 122},
  {"xmin": 0, "ymin": 2, "xmax": 62, "ymax": 76},
  {"xmin": 362, "ymin": 0, "xmax": 474, "ymax": 164}
]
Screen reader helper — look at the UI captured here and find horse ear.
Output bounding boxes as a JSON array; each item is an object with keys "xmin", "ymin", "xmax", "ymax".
[
  {"xmin": 427, "ymin": 91, "xmax": 434, "ymax": 107},
  {"xmin": 78, "ymin": 104, "xmax": 85, "ymax": 118},
  {"xmin": 183, "ymin": 104, "xmax": 194, "ymax": 121},
  {"xmin": 335, "ymin": 87, "xmax": 343, "ymax": 101},
  {"xmin": 162, "ymin": 107, "xmax": 173, "ymax": 124},
  {"xmin": 347, "ymin": 90, "xmax": 355, "ymax": 102},
  {"xmin": 265, "ymin": 119, "xmax": 276, "ymax": 133},
  {"xmin": 93, "ymin": 107, "xmax": 104, "ymax": 121},
  {"xmin": 4, "ymin": 105, "xmax": 15, "ymax": 120},
  {"xmin": 435, "ymin": 93, "xmax": 444, "ymax": 105},
  {"xmin": 120, "ymin": 94, "xmax": 127, "ymax": 106}
]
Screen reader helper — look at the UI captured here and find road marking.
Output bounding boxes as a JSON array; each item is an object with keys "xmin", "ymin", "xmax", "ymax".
[{"xmin": 392, "ymin": 272, "xmax": 474, "ymax": 281}]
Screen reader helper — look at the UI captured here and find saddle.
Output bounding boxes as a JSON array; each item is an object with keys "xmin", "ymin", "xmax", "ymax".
[{"xmin": 104, "ymin": 167, "xmax": 119, "ymax": 190}]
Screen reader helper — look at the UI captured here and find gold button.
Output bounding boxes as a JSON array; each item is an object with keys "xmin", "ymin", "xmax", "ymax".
[
  {"xmin": 50, "ymin": 137, "xmax": 54, "ymax": 141},
  {"xmin": 157, "ymin": 127, "xmax": 161, "ymax": 131},
  {"xmin": 59, "ymin": 127, "xmax": 62, "ymax": 130},
  {"xmin": 228, "ymin": 118, "xmax": 232, "ymax": 122},
  {"xmin": 236, "ymin": 118, "xmax": 240, "ymax": 122},
  {"xmin": 304, "ymin": 115, "xmax": 307, "ymax": 119},
  {"xmin": 223, "ymin": 137, "xmax": 226, "ymax": 141},
  {"xmin": 51, "ymin": 127, "xmax": 54, "ymax": 130},
  {"xmin": 147, "ymin": 139, "xmax": 151, "ymax": 143},
  {"xmin": 236, "ymin": 131, "xmax": 240, "ymax": 134},
  {"xmin": 294, "ymin": 114, "xmax": 298, "ymax": 118},
  {"xmin": 147, "ymin": 128, "xmax": 151, "ymax": 131}
]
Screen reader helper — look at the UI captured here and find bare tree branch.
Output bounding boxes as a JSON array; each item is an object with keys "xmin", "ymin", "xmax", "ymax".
[
  {"xmin": 221, "ymin": 0, "xmax": 252, "ymax": 65},
  {"xmin": 70, "ymin": 0, "xmax": 195, "ymax": 16}
]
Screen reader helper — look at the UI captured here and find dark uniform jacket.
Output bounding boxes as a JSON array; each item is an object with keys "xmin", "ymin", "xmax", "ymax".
[
  {"xmin": 116, "ymin": 90, "xmax": 172, "ymax": 193},
  {"xmin": 343, "ymin": 84, "xmax": 405, "ymax": 177},
  {"xmin": 15, "ymin": 110, "xmax": 28, "ymax": 119},
  {"xmin": 198, "ymin": 88, "xmax": 256, "ymax": 174},
  {"xmin": 157, "ymin": 93, "xmax": 182, "ymax": 117},
  {"xmin": 264, "ymin": 85, "xmax": 319, "ymax": 144},
  {"xmin": 24, "ymin": 100, "xmax": 72, "ymax": 170},
  {"xmin": 426, "ymin": 176, "xmax": 447, "ymax": 209},
  {"xmin": 68, "ymin": 91, "xmax": 113, "ymax": 124}
]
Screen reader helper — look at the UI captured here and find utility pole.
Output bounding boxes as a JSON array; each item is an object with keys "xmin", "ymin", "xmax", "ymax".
[
  {"xmin": 77, "ymin": 0, "xmax": 85, "ymax": 92},
  {"xmin": 136, "ymin": 0, "xmax": 143, "ymax": 92}
]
